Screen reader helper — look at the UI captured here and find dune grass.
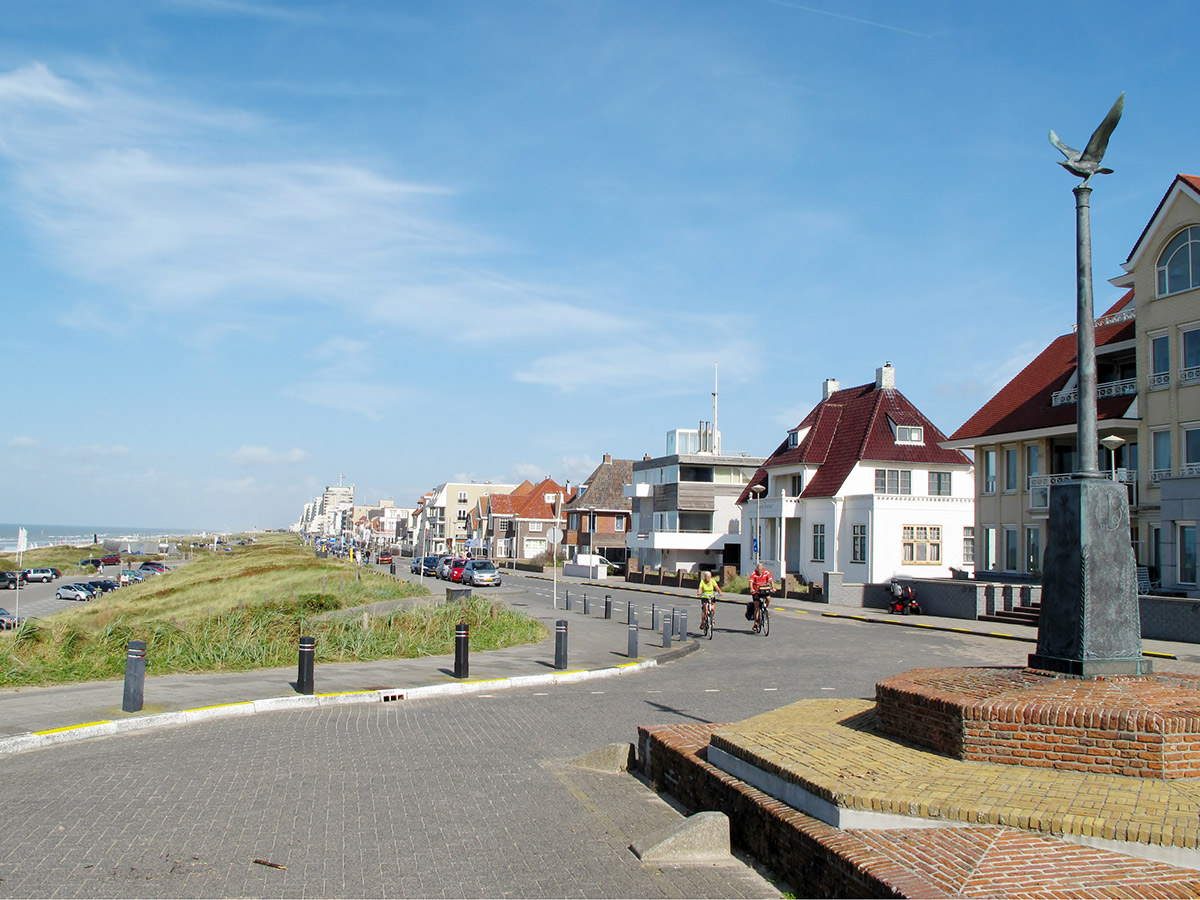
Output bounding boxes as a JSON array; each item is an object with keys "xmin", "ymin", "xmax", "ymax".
[{"xmin": 0, "ymin": 534, "xmax": 546, "ymax": 687}]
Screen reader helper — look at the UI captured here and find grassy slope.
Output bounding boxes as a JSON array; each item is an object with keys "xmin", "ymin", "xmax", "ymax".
[{"xmin": 0, "ymin": 534, "xmax": 547, "ymax": 687}]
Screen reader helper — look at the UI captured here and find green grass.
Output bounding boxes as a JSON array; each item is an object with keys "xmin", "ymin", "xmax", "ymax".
[{"xmin": 0, "ymin": 534, "xmax": 547, "ymax": 686}]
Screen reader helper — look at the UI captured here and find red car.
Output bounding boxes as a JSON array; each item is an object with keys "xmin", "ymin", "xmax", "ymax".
[
  {"xmin": 100, "ymin": 553, "xmax": 121, "ymax": 566},
  {"xmin": 378, "ymin": 553, "xmax": 393, "ymax": 565},
  {"xmin": 448, "ymin": 559, "xmax": 467, "ymax": 582}
]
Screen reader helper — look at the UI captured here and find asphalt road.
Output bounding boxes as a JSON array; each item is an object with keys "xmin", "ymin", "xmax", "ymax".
[{"xmin": 0, "ymin": 567, "xmax": 1037, "ymax": 898}]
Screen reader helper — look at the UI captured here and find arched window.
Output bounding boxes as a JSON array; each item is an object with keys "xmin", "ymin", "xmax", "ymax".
[{"xmin": 1156, "ymin": 225, "xmax": 1200, "ymax": 296}]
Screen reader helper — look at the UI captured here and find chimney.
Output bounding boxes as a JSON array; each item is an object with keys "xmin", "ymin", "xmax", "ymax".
[
  {"xmin": 875, "ymin": 362, "xmax": 895, "ymax": 391},
  {"xmin": 643, "ymin": 453, "xmax": 652, "ymax": 461},
  {"xmin": 603, "ymin": 453, "xmax": 611, "ymax": 464},
  {"xmin": 822, "ymin": 378, "xmax": 840, "ymax": 401}
]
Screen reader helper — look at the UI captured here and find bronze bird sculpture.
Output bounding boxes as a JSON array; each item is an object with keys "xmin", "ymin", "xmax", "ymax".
[{"xmin": 1049, "ymin": 92, "xmax": 1125, "ymax": 185}]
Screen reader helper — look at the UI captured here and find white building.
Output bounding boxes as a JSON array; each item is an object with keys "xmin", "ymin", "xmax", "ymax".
[
  {"xmin": 741, "ymin": 365, "xmax": 976, "ymax": 583},
  {"xmin": 625, "ymin": 425, "xmax": 764, "ymax": 573}
]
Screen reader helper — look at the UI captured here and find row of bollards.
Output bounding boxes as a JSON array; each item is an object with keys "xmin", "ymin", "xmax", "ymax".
[{"xmin": 117, "ymin": 595, "xmax": 697, "ymax": 709}]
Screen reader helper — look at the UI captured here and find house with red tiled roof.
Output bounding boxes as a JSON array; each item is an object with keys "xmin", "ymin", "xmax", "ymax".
[
  {"xmin": 473, "ymin": 477, "xmax": 574, "ymax": 561},
  {"xmin": 944, "ymin": 175, "xmax": 1200, "ymax": 596},
  {"xmin": 740, "ymin": 364, "xmax": 974, "ymax": 582},
  {"xmin": 563, "ymin": 454, "xmax": 634, "ymax": 568}
]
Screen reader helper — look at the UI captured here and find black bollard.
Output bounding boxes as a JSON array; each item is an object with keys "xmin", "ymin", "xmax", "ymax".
[
  {"xmin": 122, "ymin": 640, "xmax": 147, "ymax": 712},
  {"xmin": 555, "ymin": 619, "xmax": 568, "ymax": 670},
  {"xmin": 582, "ymin": 593, "xmax": 590, "ymax": 616},
  {"xmin": 627, "ymin": 620, "xmax": 638, "ymax": 659},
  {"xmin": 454, "ymin": 622, "xmax": 469, "ymax": 679},
  {"xmin": 297, "ymin": 636, "xmax": 315, "ymax": 695},
  {"xmin": 389, "ymin": 562, "xmax": 395, "ymax": 575},
  {"xmin": 604, "ymin": 594, "xmax": 612, "ymax": 620},
  {"xmin": 565, "ymin": 589, "xmax": 572, "ymax": 611},
  {"xmin": 680, "ymin": 609, "xmax": 688, "ymax": 639},
  {"xmin": 671, "ymin": 607, "xmax": 680, "ymax": 640},
  {"xmin": 662, "ymin": 617, "xmax": 672, "ymax": 649}
]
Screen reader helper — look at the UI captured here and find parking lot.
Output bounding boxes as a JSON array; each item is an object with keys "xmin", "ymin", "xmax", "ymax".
[{"xmin": 0, "ymin": 561, "xmax": 177, "ymax": 622}]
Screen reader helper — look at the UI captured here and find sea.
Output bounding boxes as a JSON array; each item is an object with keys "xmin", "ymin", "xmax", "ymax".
[{"xmin": 0, "ymin": 523, "xmax": 205, "ymax": 553}]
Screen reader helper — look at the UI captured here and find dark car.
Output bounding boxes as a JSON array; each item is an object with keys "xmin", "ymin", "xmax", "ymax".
[
  {"xmin": 139, "ymin": 562, "xmax": 168, "ymax": 574},
  {"xmin": 86, "ymin": 580, "xmax": 120, "ymax": 594},
  {"xmin": 1, "ymin": 572, "xmax": 18, "ymax": 590},
  {"xmin": 79, "ymin": 558, "xmax": 104, "ymax": 569},
  {"xmin": 421, "ymin": 556, "xmax": 440, "ymax": 576},
  {"xmin": 0, "ymin": 607, "xmax": 25, "ymax": 629}
]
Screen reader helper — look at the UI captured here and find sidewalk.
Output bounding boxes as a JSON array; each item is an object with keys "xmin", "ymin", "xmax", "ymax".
[{"xmin": 0, "ymin": 584, "xmax": 692, "ymax": 751}]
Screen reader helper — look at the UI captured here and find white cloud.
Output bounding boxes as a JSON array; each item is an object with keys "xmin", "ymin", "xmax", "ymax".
[
  {"xmin": 9, "ymin": 435, "xmax": 37, "ymax": 448},
  {"xmin": 231, "ymin": 446, "xmax": 308, "ymax": 466},
  {"xmin": 558, "ymin": 455, "xmax": 598, "ymax": 483}
]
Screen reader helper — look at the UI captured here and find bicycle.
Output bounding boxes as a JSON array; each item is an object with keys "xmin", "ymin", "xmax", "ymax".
[
  {"xmin": 753, "ymin": 593, "xmax": 772, "ymax": 636},
  {"xmin": 699, "ymin": 597, "xmax": 715, "ymax": 640}
]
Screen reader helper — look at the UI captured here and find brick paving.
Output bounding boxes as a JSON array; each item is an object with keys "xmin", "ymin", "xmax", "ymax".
[
  {"xmin": 711, "ymin": 698, "xmax": 1200, "ymax": 849},
  {"xmin": 646, "ymin": 722, "xmax": 1200, "ymax": 898}
]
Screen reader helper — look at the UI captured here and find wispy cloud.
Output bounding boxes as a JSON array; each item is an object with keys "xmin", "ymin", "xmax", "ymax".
[
  {"xmin": 9, "ymin": 436, "xmax": 37, "ymax": 448},
  {"xmin": 231, "ymin": 446, "xmax": 308, "ymax": 466},
  {"xmin": 760, "ymin": 0, "xmax": 931, "ymax": 38}
]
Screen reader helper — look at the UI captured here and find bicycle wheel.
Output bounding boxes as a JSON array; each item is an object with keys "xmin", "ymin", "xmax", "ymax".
[
  {"xmin": 762, "ymin": 604, "xmax": 771, "ymax": 636},
  {"xmin": 706, "ymin": 607, "xmax": 715, "ymax": 639}
]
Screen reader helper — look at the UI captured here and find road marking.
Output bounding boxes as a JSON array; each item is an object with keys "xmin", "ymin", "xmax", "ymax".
[
  {"xmin": 763, "ymin": 687, "xmax": 778, "ymax": 691},
  {"xmin": 821, "ymin": 687, "xmax": 835, "ymax": 691},
  {"xmin": 704, "ymin": 689, "xmax": 719, "ymax": 693},
  {"xmin": 533, "ymin": 692, "xmax": 548, "ymax": 696},
  {"xmin": 590, "ymin": 691, "xmax": 604, "ymax": 694},
  {"xmin": 476, "ymin": 694, "xmax": 495, "ymax": 698},
  {"xmin": 647, "ymin": 690, "xmax": 662, "ymax": 694}
]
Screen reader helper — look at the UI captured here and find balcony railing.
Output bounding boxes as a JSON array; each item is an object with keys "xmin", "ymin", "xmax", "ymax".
[
  {"xmin": 1051, "ymin": 377, "xmax": 1138, "ymax": 406},
  {"xmin": 1182, "ymin": 366, "xmax": 1200, "ymax": 385},
  {"xmin": 1183, "ymin": 463, "xmax": 1200, "ymax": 478},
  {"xmin": 1150, "ymin": 372, "xmax": 1170, "ymax": 389},
  {"xmin": 1029, "ymin": 470, "xmax": 1136, "ymax": 509},
  {"xmin": 1150, "ymin": 468, "xmax": 1171, "ymax": 484}
]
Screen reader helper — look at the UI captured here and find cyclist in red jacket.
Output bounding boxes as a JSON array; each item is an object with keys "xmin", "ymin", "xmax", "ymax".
[{"xmin": 748, "ymin": 563, "xmax": 775, "ymax": 633}]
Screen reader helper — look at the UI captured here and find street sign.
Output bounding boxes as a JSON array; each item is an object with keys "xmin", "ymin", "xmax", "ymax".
[
  {"xmin": 753, "ymin": 538, "xmax": 758, "ymax": 553},
  {"xmin": 547, "ymin": 527, "xmax": 564, "ymax": 543}
]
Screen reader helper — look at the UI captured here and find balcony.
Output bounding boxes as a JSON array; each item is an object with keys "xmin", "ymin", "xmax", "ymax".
[
  {"xmin": 1151, "ymin": 468, "xmax": 1171, "ymax": 484},
  {"xmin": 1150, "ymin": 372, "xmax": 1171, "ymax": 390},
  {"xmin": 1051, "ymin": 377, "xmax": 1138, "ymax": 407},
  {"xmin": 1182, "ymin": 366, "xmax": 1200, "ymax": 385},
  {"xmin": 624, "ymin": 483, "xmax": 652, "ymax": 498},
  {"xmin": 1029, "ymin": 470, "xmax": 1137, "ymax": 509}
]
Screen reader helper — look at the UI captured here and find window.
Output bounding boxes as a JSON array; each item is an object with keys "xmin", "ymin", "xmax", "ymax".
[
  {"xmin": 928, "ymin": 472, "xmax": 952, "ymax": 496},
  {"xmin": 456, "ymin": 509, "xmax": 469, "ymax": 522},
  {"xmin": 1152, "ymin": 429, "xmax": 1172, "ymax": 480},
  {"xmin": 895, "ymin": 425, "xmax": 924, "ymax": 444},
  {"xmin": 981, "ymin": 526, "xmax": 997, "ymax": 570},
  {"xmin": 851, "ymin": 524, "xmax": 867, "ymax": 563},
  {"xmin": 1180, "ymin": 523, "xmax": 1197, "ymax": 585},
  {"xmin": 901, "ymin": 525, "xmax": 941, "ymax": 564},
  {"xmin": 529, "ymin": 521, "xmax": 543, "ymax": 532},
  {"xmin": 874, "ymin": 469, "xmax": 911, "ymax": 495},
  {"xmin": 790, "ymin": 474, "xmax": 804, "ymax": 497},
  {"xmin": 1004, "ymin": 448, "xmax": 1018, "ymax": 492},
  {"xmin": 1185, "ymin": 329, "xmax": 1200, "ymax": 382},
  {"xmin": 812, "ymin": 523, "xmax": 825, "ymax": 562},
  {"xmin": 1185, "ymin": 425, "xmax": 1200, "ymax": 474},
  {"xmin": 982, "ymin": 450, "xmax": 997, "ymax": 493},
  {"xmin": 1026, "ymin": 526, "xmax": 1041, "ymax": 575},
  {"xmin": 963, "ymin": 526, "xmax": 975, "ymax": 565},
  {"xmin": 457, "ymin": 491, "xmax": 468, "ymax": 503},
  {"xmin": 1151, "ymin": 334, "xmax": 1170, "ymax": 387},
  {"xmin": 1004, "ymin": 527, "xmax": 1019, "ymax": 571},
  {"xmin": 614, "ymin": 516, "xmax": 625, "ymax": 532},
  {"xmin": 787, "ymin": 430, "xmax": 799, "ymax": 448},
  {"xmin": 1025, "ymin": 444, "xmax": 1041, "ymax": 480},
  {"xmin": 568, "ymin": 513, "xmax": 579, "ymax": 531},
  {"xmin": 1156, "ymin": 226, "xmax": 1200, "ymax": 296}
]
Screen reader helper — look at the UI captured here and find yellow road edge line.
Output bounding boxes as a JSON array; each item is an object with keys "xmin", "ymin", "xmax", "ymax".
[
  {"xmin": 1144, "ymin": 651, "xmax": 1177, "ymax": 659},
  {"xmin": 987, "ymin": 632, "xmax": 1015, "ymax": 638},
  {"xmin": 615, "ymin": 663, "xmax": 640, "ymax": 668},
  {"xmin": 183, "ymin": 702, "xmax": 255, "ymax": 713},
  {"xmin": 33, "ymin": 721, "xmax": 111, "ymax": 735},
  {"xmin": 316, "ymin": 690, "xmax": 378, "ymax": 697},
  {"xmin": 460, "ymin": 679, "xmax": 510, "ymax": 686}
]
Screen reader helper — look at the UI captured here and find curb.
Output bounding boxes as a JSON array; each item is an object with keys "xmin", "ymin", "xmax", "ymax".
[{"xmin": 0, "ymin": 642, "xmax": 701, "ymax": 759}]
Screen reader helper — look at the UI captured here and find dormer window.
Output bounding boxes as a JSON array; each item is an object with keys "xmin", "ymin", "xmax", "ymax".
[
  {"xmin": 1156, "ymin": 226, "xmax": 1200, "ymax": 297},
  {"xmin": 544, "ymin": 493, "xmax": 556, "ymax": 504},
  {"xmin": 895, "ymin": 425, "xmax": 924, "ymax": 444},
  {"xmin": 787, "ymin": 431, "xmax": 799, "ymax": 448}
]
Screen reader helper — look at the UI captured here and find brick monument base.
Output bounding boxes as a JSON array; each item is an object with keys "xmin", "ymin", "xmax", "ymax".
[{"xmin": 876, "ymin": 666, "xmax": 1200, "ymax": 779}]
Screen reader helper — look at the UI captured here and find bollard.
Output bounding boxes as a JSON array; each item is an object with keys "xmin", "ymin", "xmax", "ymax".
[
  {"xmin": 680, "ymin": 609, "xmax": 688, "ymax": 639},
  {"xmin": 652, "ymin": 603, "xmax": 660, "ymax": 632},
  {"xmin": 389, "ymin": 562, "xmax": 395, "ymax": 575},
  {"xmin": 454, "ymin": 622, "xmax": 469, "ymax": 679},
  {"xmin": 565, "ymin": 589, "xmax": 572, "ymax": 611},
  {"xmin": 122, "ymin": 640, "xmax": 147, "ymax": 712},
  {"xmin": 555, "ymin": 619, "xmax": 568, "ymax": 670},
  {"xmin": 604, "ymin": 594, "xmax": 612, "ymax": 620},
  {"xmin": 671, "ymin": 607, "xmax": 680, "ymax": 640},
  {"xmin": 662, "ymin": 617, "xmax": 672, "ymax": 649},
  {"xmin": 583, "ymin": 593, "xmax": 590, "ymax": 616},
  {"xmin": 627, "ymin": 620, "xmax": 638, "ymax": 659},
  {"xmin": 627, "ymin": 601, "xmax": 637, "ymax": 627},
  {"xmin": 297, "ymin": 636, "xmax": 315, "ymax": 696}
]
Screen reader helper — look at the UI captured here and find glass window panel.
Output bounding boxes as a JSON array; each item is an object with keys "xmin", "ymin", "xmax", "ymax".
[
  {"xmin": 1185, "ymin": 330, "xmax": 1200, "ymax": 369},
  {"xmin": 900, "ymin": 470, "xmax": 911, "ymax": 494},
  {"xmin": 1186, "ymin": 428, "xmax": 1200, "ymax": 466},
  {"xmin": 1152, "ymin": 336, "xmax": 1170, "ymax": 374},
  {"xmin": 1181, "ymin": 525, "xmax": 1197, "ymax": 584}
]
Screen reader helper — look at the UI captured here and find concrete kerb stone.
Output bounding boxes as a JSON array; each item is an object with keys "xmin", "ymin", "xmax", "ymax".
[{"xmin": 0, "ymin": 645, "xmax": 701, "ymax": 758}]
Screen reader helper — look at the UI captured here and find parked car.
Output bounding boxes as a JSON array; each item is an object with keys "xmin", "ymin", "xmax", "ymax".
[
  {"xmin": 420, "ymin": 556, "xmax": 440, "ymax": 576},
  {"xmin": 1, "ymin": 571, "xmax": 18, "ymax": 590},
  {"xmin": 79, "ymin": 558, "xmax": 104, "ymax": 569},
  {"xmin": 56, "ymin": 583, "xmax": 95, "ymax": 601},
  {"xmin": 437, "ymin": 557, "xmax": 455, "ymax": 579},
  {"xmin": 139, "ymin": 562, "xmax": 167, "ymax": 575},
  {"xmin": 49, "ymin": 568, "xmax": 62, "ymax": 579},
  {"xmin": 100, "ymin": 553, "xmax": 121, "ymax": 566},
  {"xmin": 21, "ymin": 568, "xmax": 55, "ymax": 583},
  {"xmin": 86, "ymin": 579, "xmax": 120, "ymax": 594},
  {"xmin": 447, "ymin": 559, "xmax": 468, "ymax": 583},
  {"xmin": 0, "ymin": 608, "xmax": 25, "ymax": 629},
  {"xmin": 119, "ymin": 570, "xmax": 145, "ymax": 585},
  {"xmin": 378, "ymin": 553, "xmax": 393, "ymax": 565},
  {"xmin": 410, "ymin": 557, "xmax": 422, "ymax": 574},
  {"xmin": 461, "ymin": 559, "xmax": 501, "ymax": 587}
]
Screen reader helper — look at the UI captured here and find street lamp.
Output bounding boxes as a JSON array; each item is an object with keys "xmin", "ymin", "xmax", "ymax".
[
  {"xmin": 1099, "ymin": 434, "xmax": 1125, "ymax": 481},
  {"xmin": 749, "ymin": 483, "xmax": 766, "ymax": 568}
]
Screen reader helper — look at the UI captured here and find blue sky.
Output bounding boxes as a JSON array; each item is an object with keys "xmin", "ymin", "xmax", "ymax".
[{"xmin": 1, "ymin": 0, "xmax": 1196, "ymax": 532}]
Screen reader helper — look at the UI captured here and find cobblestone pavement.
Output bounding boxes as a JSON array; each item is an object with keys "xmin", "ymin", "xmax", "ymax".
[{"xmin": 4, "ymin": 574, "xmax": 1197, "ymax": 898}]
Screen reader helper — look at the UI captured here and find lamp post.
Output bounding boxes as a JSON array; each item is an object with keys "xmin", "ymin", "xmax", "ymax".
[
  {"xmin": 750, "ymin": 483, "xmax": 765, "ymax": 568},
  {"xmin": 1100, "ymin": 434, "xmax": 1125, "ymax": 482}
]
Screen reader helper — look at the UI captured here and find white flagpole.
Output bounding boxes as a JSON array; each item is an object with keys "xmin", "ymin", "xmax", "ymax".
[{"xmin": 15, "ymin": 526, "xmax": 27, "ymax": 623}]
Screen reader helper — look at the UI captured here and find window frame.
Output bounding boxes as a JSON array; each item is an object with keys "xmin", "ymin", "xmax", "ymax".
[
  {"xmin": 851, "ymin": 524, "xmax": 867, "ymax": 563},
  {"xmin": 895, "ymin": 425, "xmax": 924, "ymax": 444},
  {"xmin": 982, "ymin": 450, "xmax": 997, "ymax": 494},
  {"xmin": 928, "ymin": 471, "xmax": 952, "ymax": 496},
  {"xmin": 874, "ymin": 468, "xmax": 912, "ymax": 495},
  {"xmin": 963, "ymin": 526, "xmax": 975, "ymax": 565},
  {"xmin": 812, "ymin": 523, "xmax": 825, "ymax": 562},
  {"xmin": 1004, "ymin": 447, "xmax": 1018, "ymax": 492},
  {"xmin": 901, "ymin": 524, "xmax": 942, "ymax": 565},
  {"xmin": 1156, "ymin": 226, "xmax": 1200, "ymax": 297},
  {"xmin": 1179, "ymin": 522, "xmax": 1197, "ymax": 586}
]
